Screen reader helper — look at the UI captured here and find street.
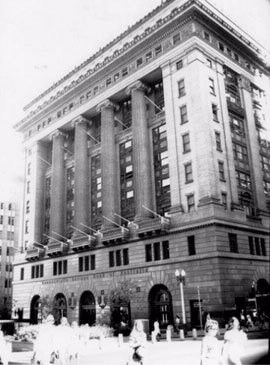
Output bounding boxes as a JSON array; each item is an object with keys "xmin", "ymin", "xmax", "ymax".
[{"xmin": 8, "ymin": 336, "xmax": 269, "ymax": 365}]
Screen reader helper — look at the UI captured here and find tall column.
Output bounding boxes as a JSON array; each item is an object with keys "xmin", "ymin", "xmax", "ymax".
[
  {"xmin": 50, "ymin": 130, "xmax": 65, "ymax": 239},
  {"xmin": 161, "ymin": 61, "xmax": 183, "ymax": 213},
  {"xmin": 127, "ymin": 81, "xmax": 153, "ymax": 221},
  {"xmin": 98, "ymin": 100, "xmax": 117, "ymax": 229},
  {"xmin": 240, "ymin": 75, "xmax": 267, "ymax": 213},
  {"xmin": 73, "ymin": 117, "xmax": 89, "ymax": 236},
  {"xmin": 33, "ymin": 141, "xmax": 49, "ymax": 244}
]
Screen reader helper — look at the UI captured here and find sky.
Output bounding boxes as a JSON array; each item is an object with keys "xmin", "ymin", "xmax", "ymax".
[{"xmin": 0, "ymin": 0, "xmax": 269, "ymax": 202}]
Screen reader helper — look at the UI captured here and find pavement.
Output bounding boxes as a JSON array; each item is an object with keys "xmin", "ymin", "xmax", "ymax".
[{"xmin": 7, "ymin": 329, "xmax": 270, "ymax": 365}]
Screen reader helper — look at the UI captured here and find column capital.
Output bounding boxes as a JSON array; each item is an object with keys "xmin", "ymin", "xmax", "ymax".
[
  {"xmin": 125, "ymin": 80, "xmax": 149, "ymax": 95},
  {"xmin": 96, "ymin": 99, "xmax": 118, "ymax": 113},
  {"xmin": 71, "ymin": 116, "xmax": 89, "ymax": 128},
  {"xmin": 49, "ymin": 129, "xmax": 67, "ymax": 141}
]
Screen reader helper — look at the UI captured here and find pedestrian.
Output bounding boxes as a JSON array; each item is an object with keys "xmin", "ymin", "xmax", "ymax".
[
  {"xmin": 245, "ymin": 314, "xmax": 254, "ymax": 330},
  {"xmin": 0, "ymin": 328, "xmax": 9, "ymax": 365},
  {"xmin": 221, "ymin": 317, "xmax": 247, "ymax": 365},
  {"xmin": 32, "ymin": 314, "xmax": 57, "ymax": 365},
  {"xmin": 200, "ymin": 319, "xmax": 220, "ymax": 365},
  {"xmin": 55, "ymin": 316, "xmax": 73, "ymax": 365},
  {"xmin": 152, "ymin": 320, "xmax": 161, "ymax": 342},
  {"xmin": 175, "ymin": 314, "xmax": 180, "ymax": 332},
  {"xmin": 239, "ymin": 309, "xmax": 246, "ymax": 330},
  {"xmin": 128, "ymin": 319, "xmax": 148, "ymax": 364}
]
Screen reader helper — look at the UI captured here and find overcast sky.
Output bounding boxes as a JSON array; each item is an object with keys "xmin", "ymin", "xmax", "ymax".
[{"xmin": 0, "ymin": 0, "xmax": 269, "ymax": 201}]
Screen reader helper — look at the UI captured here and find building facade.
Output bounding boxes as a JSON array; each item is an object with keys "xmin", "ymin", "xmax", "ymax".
[
  {"xmin": 13, "ymin": 0, "xmax": 269, "ymax": 329},
  {"xmin": 0, "ymin": 201, "xmax": 20, "ymax": 318}
]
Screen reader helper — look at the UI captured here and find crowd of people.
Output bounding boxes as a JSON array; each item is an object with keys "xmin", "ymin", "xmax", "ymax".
[{"xmin": 0, "ymin": 311, "xmax": 266, "ymax": 365}]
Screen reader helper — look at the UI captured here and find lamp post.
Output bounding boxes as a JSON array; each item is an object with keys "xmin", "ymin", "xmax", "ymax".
[{"xmin": 175, "ymin": 269, "xmax": 186, "ymax": 325}]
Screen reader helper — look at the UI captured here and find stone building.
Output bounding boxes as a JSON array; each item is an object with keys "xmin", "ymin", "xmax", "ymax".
[
  {"xmin": 13, "ymin": 0, "xmax": 269, "ymax": 330},
  {"xmin": 0, "ymin": 201, "xmax": 20, "ymax": 318}
]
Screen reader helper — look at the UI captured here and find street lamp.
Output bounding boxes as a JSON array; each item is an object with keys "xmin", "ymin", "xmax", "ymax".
[{"xmin": 175, "ymin": 269, "xmax": 186, "ymax": 325}]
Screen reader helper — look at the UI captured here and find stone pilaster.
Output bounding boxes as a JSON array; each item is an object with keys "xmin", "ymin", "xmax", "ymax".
[
  {"xmin": 239, "ymin": 75, "xmax": 267, "ymax": 213},
  {"xmin": 98, "ymin": 100, "xmax": 118, "ymax": 229},
  {"xmin": 32, "ymin": 141, "xmax": 48, "ymax": 244},
  {"xmin": 73, "ymin": 117, "xmax": 89, "ymax": 236},
  {"xmin": 50, "ymin": 130, "xmax": 65, "ymax": 238},
  {"xmin": 127, "ymin": 81, "xmax": 153, "ymax": 220}
]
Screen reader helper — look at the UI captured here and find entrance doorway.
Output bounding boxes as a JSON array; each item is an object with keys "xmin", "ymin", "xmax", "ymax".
[
  {"xmin": 30, "ymin": 295, "xmax": 40, "ymax": 324},
  {"xmin": 79, "ymin": 291, "xmax": 96, "ymax": 326},
  {"xmin": 53, "ymin": 293, "xmax": 67, "ymax": 324},
  {"xmin": 148, "ymin": 284, "xmax": 173, "ymax": 331}
]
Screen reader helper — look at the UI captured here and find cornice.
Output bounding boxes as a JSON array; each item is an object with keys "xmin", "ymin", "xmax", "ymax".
[{"xmin": 15, "ymin": 0, "xmax": 267, "ymax": 131}]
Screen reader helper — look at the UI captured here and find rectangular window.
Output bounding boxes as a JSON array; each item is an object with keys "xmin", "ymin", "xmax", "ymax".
[
  {"xmin": 187, "ymin": 194, "xmax": 195, "ymax": 212},
  {"xmin": 40, "ymin": 265, "xmax": 44, "ymax": 278},
  {"xmin": 116, "ymin": 250, "xmax": 122, "ymax": 266},
  {"xmin": 85, "ymin": 256, "xmax": 89, "ymax": 271},
  {"xmin": 248, "ymin": 236, "xmax": 254, "ymax": 255},
  {"xmin": 145, "ymin": 51, "xmax": 152, "ymax": 61},
  {"xmin": 176, "ymin": 60, "xmax": 183, "ymax": 70},
  {"xmin": 79, "ymin": 257, "xmax": 83, "ymax": 272},
  {"xmin": 185, "ymin": 162, "xmax": 193, "ymax": 183},
  {"xmin": 53, "ymin": 262, "xmax": 57, "ymax": 276},
  {"xmin": 123, "ymin": 248, "xmax": 129, "ymax": 265},
  {"xmin": 215, "ymin": 132, "xmax": 222, "ymax": 151},
  {"xmin": 218, "ymin": 161, "xmax": 225, "ymax": 181},
  {"xmin": 173, "ymin": 32, "xmax": 181, "ymax": 45},
  {"xmin": 219, "ymin": 42, "xmax": 224, "ymax": 51},
  {"xmin": 261, "ymin": 238, "xmax": 266, "ymax": 256},
  {"xmin": 180, "ymin": 105, "xmax": 188, "ymax": 124},
  {"xmin": 58, "ymin": 261, "xmax": 62, "ymax": 275},
  {"xmin": 25, "ymin": 220, "xmax": 29, "ymax": 234},
  {"xmin": 155, "ymin": 45, "xmax": 162, "ymax": 56},
  {"xmin": 154, "ymin": 242, "xmax": 161, "ymax": 261},
  {"xmin": 221, "ymin": 192, "xmax": 227, "ymax": 209},
  {"xmin": 212, "ymin": 104, "xmax": 218, "ymax": 122},
  {"xmin": 122, "ymin": 67, "xmax": 128, "ymax": 77},
  {"xmin": 20, "ymin": 268, "xmax": 24, "ymax": 280},
  {"xmin": 255, "ymin": 237, "xmax": 261, "ymax": 255},
  {"xmin": 162, "ymin": 241, "xmax": 170, "ymax": 259},
  {"xmin": 145, "ymin": 244, "xmax": 152, "ymax": 262},
  {"xmin": 178, "ymin": 79, "xmax": 185, "ymax": 97},
  {"xmin": 31, "ymin": 266, "xmax": 35, "ymax": 279},
  {"xmin": 114, "ymin": 73, "xmax": 120, "ymax": 81},
  {"xmin": 229, "ymin": 233, "xmax": 238, "ymax": 253},
  {"xmin": 90, "ymin": 255, "xmax": 95, "ymax": 270},
  {"xmin": 207, "ymin": 58, "xmax": 212, "ymax": 68},
  {"xmin": 109, "ymin": 251, "xmax": 114, "ymax": 267},
  {"xmin": 183, "ymin": 133, "xmax": 191, "ymax": 153},
  {"xmin": 209, "ymin": 78, "xmax": 215, "ymax": 94},
  {"xmin": 136, "ymin": 57, "xmax": 143, "ymax": 67},
  {"xmin": 188, "ymin": 235, "xmax": 196, "ymax": 255},
  {"xmin": 203, "ymin": 31, "xmax": 210, "ymax": 41}
]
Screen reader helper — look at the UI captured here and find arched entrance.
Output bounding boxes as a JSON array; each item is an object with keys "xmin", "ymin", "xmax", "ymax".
[
  {"xmin": 148, "ymin": 284, "xmax": 173, "ymax": 331},
  {"xmin": 30, "ymin": 295, "xmax": 40, "ymax": 324},
  {"xmin": 79, "ymin": 291, "xmax": 96, "ymax": 326},
  {"xmin": 53, "ymin": 293, "xmax": 67, "ymax": 325},
  {"xmin": 256, "ymin": 278, "xmax": 270, "ymax": 317}
]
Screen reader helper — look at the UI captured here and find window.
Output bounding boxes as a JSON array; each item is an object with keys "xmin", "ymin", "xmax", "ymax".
[
  {"xmin": 219, "ymin": 42, "xmax": 224, "ymax": 51},
  {"xmin": 20, "ymin": 268, "xmax": 24, "ymax": 280},
  {"xmin": 27, "ymin": 163, "xmax": 31, "ymax": 175},
  {"xmin": 261, "ymin": 238, "xmax": 266, "ymax": 256},
  {"xmin": 91, "ymin": 255, "xmax": 96, "ymax": 270},
  {"xmin": 123, "ymin": 248, "xmax": 129, "ymax": 265},
  {"xmin": 229, "ymin": 233, "xmax": 238, "ymax": 253},
  {"xmin": 176, "ymin": 60, "xmax": 183, "ymax": 70},
  {"xmin": 116, "ymin": 250, "xmax": 122, "ymax": 266},
  {"xmin": 145, "ymin": 51, "xmax": 153, "ymax": 62},
  {"xmin": 185, "ymin": 163, "xmax": 193, "ymax": 183},
  {"xmin": 155, "ymin": 45, "xmax": 162, "ymax": 56},
  {"xmin": 53, "ymin": 260, "xmax": 67, "ymax": 275},
  {"xmin": 122, "ymin": 67, "xmax": 128, "ymax": 77},
  {"xmin": 218, "ymin": 161, "xmax": 225, "ymax": 181},
  {"xmin": 114, "ymin": 73, "xmax": 120, "ymax": 81},
  {"xmin": 109, "ymin": 251, "xmax": 114, "ymax": 267},
  {"xmin": 207, "ymin": 58, "xmax": 212, "ymax": 68},
  {"xmin": 26, "ymin": 201, "xmax": 30, "ymax": 214},
  {"xmin": 154, "ymin": 242, "xmax": 161, "ymax": 261},
  {"xmin": 221, "ymin": 192, "xmax": 227, "ymax": 209},
  {"xmin": 86, "ymin": 90, "xmax": 92, "ymax": 99},
  {"xmin": 162, "ymin": 241, "xmax": 170, "ymax": 259},
  {"xmin": 255, "ymin": 237, "xmax": 261, "ymax": 255},
  {"xmin": 182, "ymin": 133, "xmax": 191, "ymax": 153},
  {"xmin": 69, "ymin": 103, "xmax": 74, "ymax": 110},
  {"xmin": 25, "ymin": 220, "xmax": 29, "ymax": 234},
  {"xmin": 31, "ymin": 264, "xmax": 44, "ymax": 279},
  {"xmin": 106, "ymin": 78, "xmax": 112, "ymax": 87},
  {"xmin": 93, "ymin": 86, "xmax": 98, "ymax": 95},
  {"xmin": 212, "ymin": 104, "xmax": 218, "ymax": 122},
  {"xmin": 215, "ymin": 132, "xmax": 222, "ymax": 151},
  {"xmin": 136, "ymin": 58, "xmax": 143, "ymax": 67},
  {"xmin": 209, "ymin": 78, "xmax": 215, "ymax": 94},
  {"xmin": 234, "ymin": 53, "xmax": 239, "ymax": 62},
  {"xmin": 173, "ymin": 32, "xmax": 181, "ymax": 45},
  {"xmin": 145, "ymin": 244, "xmax": 152, "ymax": 262},
  {"xmin": 203, "ymin": 31, "xmax": 210, "ymax": 41},
  {"xmin": 80, "ymin": 95, "xmax": 85, "ymax": 104},
  {"xmin": 27, "ymin": 181, "xmax": 30, "ymax": 194},
  {"xmin": 79, "ymin": 257, "xmax": 83, "ymax": 272},
  {"xmin": 187, "ymin": 194, "xmax": 195, "ymax": 212},
  {"xmin": 249, "ymin": 236, "xmax": 254, "ymax": 255},
  {"xmin": 178, "ymin": 79, "xmax": 185, "ymax": 97},
  {"xmin": 236, "ymin": 171, "xmax": 251, "ymax": 190},
  {"xmin": 180, "ymin": 105, "xmax": 188, "ymax": 124},
  {"xmin": 233, "ymin": 143, "xmax": 248, "ymax": 163},
  {"xmin": 188, "ymin": 235, "xmax": 196, "ymax": 255}
]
